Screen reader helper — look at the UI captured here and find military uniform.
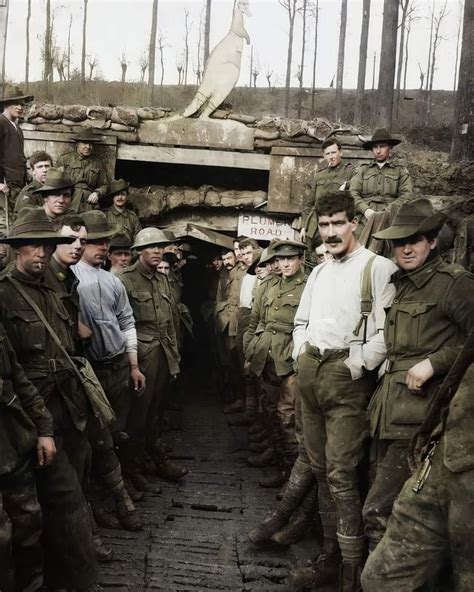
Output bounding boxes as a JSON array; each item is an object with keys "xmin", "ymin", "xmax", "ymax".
[
  {"xmin": 13, "ymin": 178, "xmax": 43, "ymax": 216},
  {"xmin": 0, "ymin": 322, "xmax": 53, "ymax": 592},
  {"xmin": 349, "ymin": 161, "xmax": 413, "ymax": 218},
  {"xmin": 302, "ymin": 162, "xmax": 356, "ymax": 240},
  {"xmin": 104, "ymin": 206, "xmax": 142, "ymax": 243},
  {"xmin": 0, "ymin": 270, "xmax": 97, "ymax": 590},
  {"xmin": 56, "ymin": 150, "xmax": 108, "ymax": 213},
  {"xmin": 363, "ymin": 256, "xmax": 474, "ymax": 548}
]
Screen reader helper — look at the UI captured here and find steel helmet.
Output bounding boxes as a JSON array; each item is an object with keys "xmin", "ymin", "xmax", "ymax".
[{"xmin": 131, "ymin": 227, "xmax": 171, "ymax": 250}]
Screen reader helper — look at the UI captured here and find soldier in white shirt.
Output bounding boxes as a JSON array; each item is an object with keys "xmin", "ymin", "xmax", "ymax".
[{"xmin": 290, "ymin": 192, "xmax": 397, "ymax": 592}]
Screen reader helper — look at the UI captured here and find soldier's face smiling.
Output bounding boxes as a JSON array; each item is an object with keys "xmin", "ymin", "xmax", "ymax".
[
  {"xmin": 392, "ymin": 235, "xmax": 437, "ymax": 271},
  {"xmin": 76, "ymin": 142, "xmax": 93, "ymax": 157},
  {"xmin": 113, "ymin": 192, "xmax": 128, "ymax": 209}
]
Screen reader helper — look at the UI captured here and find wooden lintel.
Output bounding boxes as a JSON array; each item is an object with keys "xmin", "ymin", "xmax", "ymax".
[
  {"xmin": 117, "ymin": 144, "xmax": 271, "ymax": 171},
  {"xmin": 22, "ymin": 129, "xmax": 117, "ymax": 146}
]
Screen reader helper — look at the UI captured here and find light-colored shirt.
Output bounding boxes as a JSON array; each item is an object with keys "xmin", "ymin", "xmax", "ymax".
[
  {"xmin": 293, "ymin": 246, "xmax": 397, "ymax": 379},
  {"xmin": 72, "ymin": 260, "xmax": 137, "ymax": 361},
  {"xmin": 239, "ymin": 273, "xmax": 258, "ymax": 308}
]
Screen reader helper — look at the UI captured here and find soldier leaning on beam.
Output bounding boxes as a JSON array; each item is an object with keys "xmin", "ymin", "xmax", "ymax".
[
  {"xmin": 0, "ymin": 207, "xmax": 98, "ymax": 592},
  {"xmin": 56, "ymin": 128, "xmax": 108, "ymax": 214},
  {"xmin": 349, "ymin": 128, "xmax": 413, "ymax": 223},
  {"xmin": 0, "ymin": 322, "xmax": 56, "ymax": 592},
  {"xmin": 120, "ymin": 228, "xmax": 188, "ymax": 487},
  {"xmin": 361, "ymin": 198, "xmax": 474, "ymax": 552}
]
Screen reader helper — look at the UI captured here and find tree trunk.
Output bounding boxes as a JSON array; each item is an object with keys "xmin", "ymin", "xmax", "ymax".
[
  {"xmin": 204, "ymin": 0, "xmax": 212, "ymax": 66},
  {"xmin": 450, "ymin": 0, "xmax": 473, "ymax": 160},
  {"xmin": 310, "ymin": 0, "xmax": 319, "ymax": 118},
  {"xmin": 297, "ymin": 0, "xmax": 307, "ymax": 118},
  {"xmin": 184, "ymin": 9, "xmax": 190, "ymax": 86},
  {"xmin": 25, "ymin": 0, "xmax": 31, "ymax": 89},
  {"xmin": 453, "ymin": 2, "xmax": 463, "ymax": 92},
  {"xmin": 81, "ymin": 0, "xmax": 88, "ymax": 87},
  {"xmin": 425, "ymin": 3, "xmax": 434, "ymax": 91},
  {"xmin": 148, "ymin": 0, "xmax": 159, "ymax": 101},
  {"xmin": 67, "ymin": 13, "xmax": 72, "ymax": 81},
  {"xmin": 0, "ymin": 0, "xmax": 9, "ymax": 94},
  {"xmin": 395, "ymin": 0, "xmax": 408, "ymax": 119},
  {"xmin": 376, "ymin": 0, "xmax": 399, "ymax": 130},
  {"xmin": 402, "ymin": 21, "xmax": 411, "ymax": 99},
  {"xmin": 335, "ymin": 0, "xmax": 348, "ymax": 122},
  {"xmin": 354, "ymin": 0, "xmax": 370, "ymax": 126},
  {"xmin": 372, "ymin": 51, "xmax": 376, "ymax": 90},
  {"xmin": 283, "ymin": 0, "xmax": 297, "ymax": 117}
]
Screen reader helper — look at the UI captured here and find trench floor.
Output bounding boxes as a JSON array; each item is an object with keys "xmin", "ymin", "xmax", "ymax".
[{"xmin": 98, "ymin": 373, "xmax": 334, "ymax": 592}]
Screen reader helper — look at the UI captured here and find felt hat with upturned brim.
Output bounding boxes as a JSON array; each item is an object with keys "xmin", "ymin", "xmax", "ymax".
[
  {"xmin": 82, "ymin": 210, "xmax": 117, "ymax": 240},
  {"xmin": 32, "ymin": 168, "xmax": 75, "ymax": 195},
  {"xmin": 103, "ymin": 179, "xmax": 130, "ymax": 199},
  {"xmin": 247, "ymin": 248, "xmax": 264, "ymax": 275},
  {"xmin": 0, "ymin": 85, "xmax": 34, "ymax": 105},
  {"xmin": 70, "ymin": 128, "xmax": 101, "ymax": 143},
  {"xmin": 0, "ymin": 207, "xmax": 75, "ymax": 245},
  {"xmin": 272, "ymin": 240, "xmax": 306, "ymax": 257},
  {"xmin": 258, "ymin": 246, "xmax": 276, "ymax": 265},
  {"xmin": 362, "ymin": 128, "xmax": 402, "ymax": 151},
  {"xmin": 109, "ymin": 233, "xmax": 132, "ymax": 252},
  {"xmin": 373, "ymin": 198, "xmax": 446, "ymax": 241}
]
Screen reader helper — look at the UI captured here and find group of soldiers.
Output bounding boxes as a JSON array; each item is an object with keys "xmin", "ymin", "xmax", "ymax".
[{"xmin": 0, "ymin": 83, "xmax": 473, "ymax": 592}]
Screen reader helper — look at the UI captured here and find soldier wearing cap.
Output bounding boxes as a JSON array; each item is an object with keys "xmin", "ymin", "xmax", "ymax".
[
  {"xmin": 29, "ymin": 168, "xmax": 75, "ymax": 221},
  {"xmin": 350, "ymin": 128, "xmax": 413, "ymax": 222},
  {"xmin": 245, "ymin": 241, "xmax": 307, "ymax": 482},
  {"xmin": 14, "ymin": 150, "xmax": 53, "ymax": 215},
  {"xmin": 120, "ymin": 228, "xmax": 187, "ymax": 486},
  {"xmin": 290, "ymin": 192, "xmax": 396, "ymax": 591},
  {"xmin": 0, "ymin": 86, "xmax": 34, "ymax": 220},
  {"xmin": 361, "ymin": 198, "xmax": 474, "ymax": 554},
  {"xmin": 72, "ymin": 210, "xmax": 144, "ymax": 531},
  {"xmin": 107, "ymin": 233, "xmax": 133, "ymax": 275},
  {"xmin": 56, "ymin": 128, "xmax": 109, "ymax": 214},
  {"xmin": 301, "ymin": 137, "xmax": 356, "ymax": 244},
  {"xmin": 104, "ymin": 179, "xmax": 142, "ymax": 242},
  {"xmin": 0, "ymin": 207, "xmax": 98, "ymax": 591}
]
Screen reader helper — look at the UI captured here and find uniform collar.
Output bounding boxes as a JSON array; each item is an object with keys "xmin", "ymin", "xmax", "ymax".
[
  {"xmin": 136, "ymin": 260, "xmax": 157, "ymax": 279},
  {"xmin": 369, "ymin": 160, "xmax": 394, "ymax": 168},
  {"xmin": 280, "ymin": 267, "xmax": 305, "ymax": 286},
  {"xmin": 393, "ymin": 255, "xmax": 443, "ymax": 289},
  {"xmin": 11, "ymin": 267, "xmax": 51, "ymax": 288}
]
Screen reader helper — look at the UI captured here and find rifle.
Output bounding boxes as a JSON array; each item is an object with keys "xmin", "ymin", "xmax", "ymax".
[{"xmin": 408, "ymin": 331, "xmax": 474, "ymax": 473}]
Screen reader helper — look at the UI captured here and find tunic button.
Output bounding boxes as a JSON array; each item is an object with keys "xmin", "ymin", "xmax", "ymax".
[
  {"xmin": 393, "ymin": 299, "xmax": 398, "ymax": 304},
  {"xmin": 272, "ymin": 330, "xmax": 276, "ymax": 335},
  {"xmin": 274, "ymin": 306, "xmax": 279, "ymax": 310},
  {"xmin": 389, "ymin": 320, "xmax": 394, "ymax": 325}
]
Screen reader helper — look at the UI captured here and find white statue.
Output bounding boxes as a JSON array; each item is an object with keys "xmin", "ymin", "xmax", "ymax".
[{"xmin": 172, "ymin": 0, "xmax": 251, "ymax": 120}]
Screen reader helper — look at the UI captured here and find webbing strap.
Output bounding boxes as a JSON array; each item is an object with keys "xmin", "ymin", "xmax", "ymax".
[{"xmin": 353, "ymin": 255, "xmax": 376, "ymax": 344}]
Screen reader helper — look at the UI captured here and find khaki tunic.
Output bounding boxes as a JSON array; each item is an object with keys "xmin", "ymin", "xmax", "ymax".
[
  {"xmin": 104, "ymin": 206, "xmax": 142, "ymax": 242},
  {"xmin": 350, "ymin": 161, "xmax": 413, "ymax": 217},
  {"xmin": 215, "ymin": 262, "xmax": 247, "ymax": 338},
  {"xmin": 56, "ymin": 150, "xmax": 108, "ymax": 213},
  {"xmin": 247, "ymin": 268, "xmax": 307, "ymax": 377},
  {"xmin": 368, "ymin": 257, "xmax": 474, "ymax": 440},
  {"xmin": 13, "ymin": 178, "xmax": 43, "ymax": 215},
  {"xmin": 303, "ymin": 162, "xmax": 356, "ymax": 239}
]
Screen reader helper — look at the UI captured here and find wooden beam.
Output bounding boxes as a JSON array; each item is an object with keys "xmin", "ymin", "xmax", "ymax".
[
  {"xmin": 117, "ymin": 144, "xmax": 271, "ymax": 171},
  {"xmin": 22, "ymin": 129, "xmax": 117, "ymax": 146}
]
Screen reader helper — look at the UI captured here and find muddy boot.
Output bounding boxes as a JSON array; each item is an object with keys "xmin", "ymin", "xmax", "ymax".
[
  {"xmin": 271, "ymin": 485, "xmax": 320, "ymax": 546},
  {"xmin": 248, "ymin": 509, "xmax": 291, "ymax": 545},
  {"xmin": 128, "ymin": 472, "xmax": 162, "ymax": 495},
  {"xmin": 114, "ymin": 490, "xmax": 143, "ymax": 531},
  {"xmin": 87, "ymin": 502, "xmax": 114, "ymax": 562},
  {"xmin": 259, "ymin": 468, "xmax": 288, "ymax": 488},
  {"xmin": 289, "ymin": 549, "xmax": 341, "ymax": 590},
  {"xmin": 337, "ymin": 534, "xmax": 366, "ymax": 592},
  {"xmin": 247, "ymin": 447, "xmax": 277, "ymax": 467},
  {"xmin": 91, "ymin": 497, "xmax": 120, "ymax": 530},
  {"xmin": 223, "ymin": 400, "xmax": 244, "ymax": 414},
  {"xmin": 339, "ymin": 561, "xmax": 364, "ymax": 592},
  {"xmin": 153, "ymin": 439, "xmax": 188, "ymax": 482},
  {"xmin": 124, "ymin": 478, "xmax": 144, "ymax": 502}
]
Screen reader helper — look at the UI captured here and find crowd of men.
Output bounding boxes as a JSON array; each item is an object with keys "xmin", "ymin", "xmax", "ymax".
[{"xmin": 0, "ymin": 85, "xmax": 473, "ymax": 592}]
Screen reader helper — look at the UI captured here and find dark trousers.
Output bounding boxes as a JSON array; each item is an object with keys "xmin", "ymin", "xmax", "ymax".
[{"xmin": 0, "ymin": 459, "xmax": 43, "ymax": 592}]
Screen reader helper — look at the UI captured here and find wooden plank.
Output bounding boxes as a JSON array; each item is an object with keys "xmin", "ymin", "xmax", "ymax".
[
  {"xmin": 22, "ymin": 129, "xmax": 117, "ymax": 146},
  {"xmin": 271, "ymin": 146, "xmax": 372, "ymax": 158},
  {"xmin": 117, "ymin": 144, "xmax": 271, "ymax": 171}
]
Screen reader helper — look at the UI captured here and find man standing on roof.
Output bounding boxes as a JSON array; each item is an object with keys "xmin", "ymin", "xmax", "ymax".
[{"xmin": 56, "ymin": 128, "xmax": 108, "ymax": 213}]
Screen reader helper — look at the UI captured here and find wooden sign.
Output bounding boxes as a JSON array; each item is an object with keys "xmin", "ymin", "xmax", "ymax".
[{"xmin": 238, "ymin": 212, "xmax": 296, "ymax": 242}]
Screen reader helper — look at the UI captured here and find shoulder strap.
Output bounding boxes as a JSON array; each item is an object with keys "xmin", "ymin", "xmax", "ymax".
[
  {"xmin": 353, "ymin": 255, "xmax": 376, "ymax": 344},
  {"xmin": 7, "ymin": 276, "xmax": 84, "ymax": 384}
]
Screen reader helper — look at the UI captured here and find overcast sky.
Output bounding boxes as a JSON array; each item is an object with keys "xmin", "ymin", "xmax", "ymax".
[{"xmin": 5, "ymin": 0, "xmax": 464, "ymax": 91}]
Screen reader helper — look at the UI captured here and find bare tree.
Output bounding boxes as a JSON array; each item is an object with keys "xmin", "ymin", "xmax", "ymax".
[
  {"xmin": 158, "ymin": 31, "xmax": 168, "ymax": 89},
  {"xmin": 249, "ymin": 44, "xmax": 253, "ymax": 87},
  {"xmin": 450, "ymin": 0, "xmax": 473, "ymax": 160},
  {"xmin": 0, "ymin": 0, "xmax": 9, "ymax": 92},
  {"xmin": 453, "ymin": 0, "xmax": 463, "ymax": 92},
  {"xmin": 395, "ymin": 0, "xmax": 410, "ymax": 116},
  {"xmin": 196, "ymin": 2, "xmax": 205, "ymax": 86},
  {"xmin": 335, "ymin": 0, "xmax": 348, "ymax": 122},
  {"xmin": 376, "ymin": 0, "xmax": 399, "ymax": 129},
  {"xmin": 426, "ymin": 0, "xmax": 449, "ymax": 122},
  {"xmin": 176, "ymin": 53, "xmax": 184, "ymax": 85},
  {"xmin": 403, "ymin": 3, "xmax": 419, "ymax": 98},
  {"xmin": 87, "ymin": 54, "xmax": 98, "ymax": 81},
  {"xmin": 25, "ymin": 0, "xmax": 31, "ymax": 89},
  {"xmin": 425, "ymin": 1, "xmax": 435, "ymax": 91},
  {"xmin": 309, "ymin": 0, "xmax": 319, "ymax": 118},
  {"xmin": 371, "ymin": 51, "xmax": 376, "ymax": 90},
  {"xmin": 139, "ymin": 52, "xmax": 148, "ymax": 83},
  {"xmin": 418, "ymin": 62, "xmax": 425, "ymax": 90},
  {"xmin": 204, "ymin": 0, "xmax": 212, "ymax": 66},
  {"xmin": 43, "ymin": 0, "xmax": 53, "ymax": 84},
  {"xmin": 54, "ymin": 48, "xmax": 67, "ymax": 81},
  {"xmin": 297, "ymin": 0, "xmax": 308, "ymax": 117},
  {"xmin": 265, "ymin": 66, "xmax": 273, "ymax": 88},
  {"xmin": 354, "ymin": 0, "xmax": 371, "ymax": 126},
  {"xmin": 81, "ymin": 0, "xmax": 88, "ymax": 87},
  {"xmin": 148, "ymin": 0, "xmax": 159, "ymax": 100},
  {"xmin": 66, "ymin": 12, "xmax": 72, "ymax": 81},
  {"xmin": 252, "ymin": 54, "xmax": 260, "ymax": 88},
  {"xmin": 183, "ymin": 8, "xmax": 191, "ymax": 85},
  {"xmin": 280, "ymin": 0, "xmax": 302, "ymax": 116},
  {"xmin": 119, "ymin": 53, "xmax": 128, "ymax": 84}
]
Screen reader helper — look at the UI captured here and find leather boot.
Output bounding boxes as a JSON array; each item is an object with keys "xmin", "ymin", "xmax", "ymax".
[
  {"xmin": 124, "ymin": 478, "xmax": 144, "ymax": 502},
  {"xmin": 248, "ymin": 509, "xmax": 290, "ymax": 545},
  {"xmin": 223, "ymin": 400, "xmax": 244, "ymax": 414},
  {"xmin": 91, "ymin": 497, "xmax": 120, "ymax": 530},
  {"xmin": 128, "ymin": 472, "xmax": 162, "ymax": 494},
  {"xmin": 289, "ymin": 550, "xmax": 341, "ymax": 590},
  {"xmin": 247, "ymin": 447, "xmax": 277, "ymax": 467},
  {"xmin": 114, "ymin": 491, "xmax": 143, "ymax": 531},
  {"xmin": 339, "ymin": 561, "xmax": 363, "ymax": 592},
  {"xmin": 153, "ymin": 439, "xmax": 189, "ymax": 482},
  {"xmin": 93, "ymin": 534, "xmax": 113, "ymax": 562},
  {"xmin": 258, "ymin": 469, "xmax": 288, "ymax": 488},
  {"xmin": 271, "ymin": 486, "xmax": 320, "ymax": 546}
]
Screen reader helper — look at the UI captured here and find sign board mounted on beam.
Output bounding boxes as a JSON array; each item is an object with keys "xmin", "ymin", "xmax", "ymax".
[{"xmin": 238, "ymin": 213, "xmax": 297, "ymax": 242}]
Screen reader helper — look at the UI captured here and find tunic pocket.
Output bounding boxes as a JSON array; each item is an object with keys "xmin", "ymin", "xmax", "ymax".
[
  {"xmin": 7, "ymin": 309, "xmax": 46, "ymax": 354},
  {"xmin": 393, "ymin": 302, "xmax": 437, "ymax": 351},
  {"xmin": 130, "ymin": 291, "xmax": 155, "ymax": 322}
]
